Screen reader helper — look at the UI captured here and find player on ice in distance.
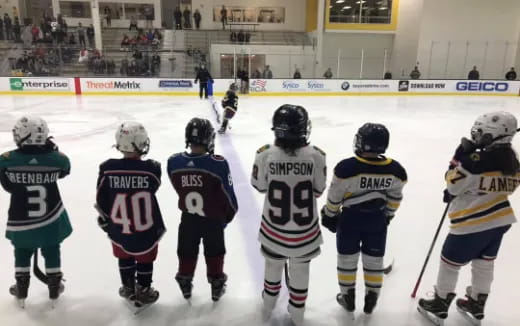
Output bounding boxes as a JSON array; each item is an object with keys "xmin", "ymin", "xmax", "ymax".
[
  {"xmin": 167, "ymin": 118, "xmax": 237, "ymax": 302},
  {"xmin": 251, "ymin": 105, "xmax": 327, "ymax": 326},
  {"xmin": 321, "ymin": 123, "xmax": 407, "ymax": 316},
  {"xmin": 218, "ymin": 83, "xmax": 239, "ymax": 134},
  {"xmin": 0, "ymin": 116, "xmax": 72, "ymax": 307},
  {"xmin": 96, "ymin": 122, "xmax": 165, "ymax": 310},
  {"xmin": 418, "ymin": 112, "xmax": 520, "ymax": 325}
]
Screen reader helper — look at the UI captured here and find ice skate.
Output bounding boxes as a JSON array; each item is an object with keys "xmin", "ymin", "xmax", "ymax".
[
  {"xmin": 261, "ymin": 290, "xmax": 278, "ymax": 319},
  {"xmin": 9, "ymin": 272, "xmax": 30, "ymax": 308},
  {"xmin": 119, "ymin": 278, "xmax": 136, "ymax": 301},
  {"xmin": 47, "ymin": 272, "xmax": 65, "ymax": 308},
  {"xmin": 456, "ymin": 287, "xmax": 486, "ymax": 325},
  {"xmin": 287, "ymin": 303, "xmax": 304, "ymax": 326},
  {"xmin": 133, "ymin": 284, "xmax": 159, "ymax": 315},
  {"xmin": 209, "ymin": 274, "xmax": 227, "ymax": 302},
  {"xmin": 337, "ymin": 289, "xmax": 355, "ymax": 312},
  {"xmin": 418, "ymin": 292, "xmax": 455, "ymax": 326},
  {"xmin": 218, "ymin": 127, "xmax": 226, "ymax": 134},
  {"xmin": 175, "ymin": 275, "xmax": 193, "ymax": 300},
  {"xmin": 363, "ymin": 290, "xmax": 379, "ymax": 314}
]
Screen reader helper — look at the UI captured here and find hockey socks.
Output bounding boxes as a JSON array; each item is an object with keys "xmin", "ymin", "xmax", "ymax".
[
  {"xmin": 206, "ymin": 255, "xmax": 224, "ymax": 278},
  {"xmin": 136, "ymin": 263, "xmax": 153, "ymax": 288}
]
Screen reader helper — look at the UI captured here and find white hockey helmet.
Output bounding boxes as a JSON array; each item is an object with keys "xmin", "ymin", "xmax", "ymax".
[
  {"xmin": 12, "ymin": 116, "xmax": 49, "ymax": 147},
  {"xmin": 115, "ymin": 121, "xmax": 150, "ymax": 155},
  {"xmin": 471, "ymin": 111, "xmax": 518, "ymax": 147}
]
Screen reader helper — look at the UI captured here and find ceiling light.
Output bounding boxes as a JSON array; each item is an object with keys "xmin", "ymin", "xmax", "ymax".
[
  {"xmin": 336, "ymin": 0, "xmax": 345, "ymax": 3},
  {"xmin": 342, "ymin": 5, "xmax": 352, "ymax": 10},
  {"xmin": 355, "ymin": 0, "xmax": 367, "ymax": 3},
  {"xmin": 379, "ymin": 7, "xmax": 388, "ymax": 10}
]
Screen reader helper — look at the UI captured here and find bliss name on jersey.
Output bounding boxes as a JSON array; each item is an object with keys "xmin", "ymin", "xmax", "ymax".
[
  {"xmin": 108, "ymin": 175, "xmax": 149, "ymax": 189},
  {"xmin": 479, "ymin": 176, "xmax": 520, "ymax": 192},
  {"xmin": 5, "ymin": 171, "xmax": 60, "ymax": 184},
  {"xmin": 359, "ymin": 176, "xmax": 393, "ymax": 190},
  {"xmin": 269, "ymin": 162, "xmax": 313, "ymax": 176},
  {"xmin": 181, "ymin": 174, "xmax": 203, "ymax": 187}
]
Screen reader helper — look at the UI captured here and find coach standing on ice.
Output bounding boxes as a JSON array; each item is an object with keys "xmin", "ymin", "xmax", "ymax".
[{"xmin": 195, "ymin": 64, "xmax": 213, "ymax": 99}]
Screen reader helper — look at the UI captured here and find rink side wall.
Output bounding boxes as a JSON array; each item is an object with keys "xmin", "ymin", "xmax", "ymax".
[{"xmin": 0, "ymin": 77, "xmax": 519, "ymax": 97}]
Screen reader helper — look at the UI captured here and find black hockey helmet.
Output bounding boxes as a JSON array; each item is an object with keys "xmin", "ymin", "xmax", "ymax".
[
  {"xmin": 229, "ymin": 82, "xmax": 238, "ymax": 91},
  {"xmin": 185, "ymin": 117, "xmax": 215, "ymax": 153},
  {"xmin": 354, "ymin": 123, "xmax": 389, "ymax": 155},
  {"xmin": 272, "ymin": 104, "xmax": 311, "ymax": 152}
]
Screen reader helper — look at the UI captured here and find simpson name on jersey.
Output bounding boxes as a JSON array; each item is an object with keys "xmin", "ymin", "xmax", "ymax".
[{"xmin": 252, "ymin": 144, "xmax": 327, "ymax": 258}]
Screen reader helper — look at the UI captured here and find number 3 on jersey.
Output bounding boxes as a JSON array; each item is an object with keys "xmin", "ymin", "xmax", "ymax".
[
  {"xmin": 110, "ymin": 192, "xmax": 153, "ymax": 234},
  {"xmin": 268, "ymin": 180, "xmax": 314, "ymax": 226}
]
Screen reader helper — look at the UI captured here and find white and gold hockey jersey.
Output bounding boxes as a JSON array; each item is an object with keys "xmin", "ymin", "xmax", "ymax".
[
  {"xmin": 445, "ymin": 147, "xmax": 519, "ymax": 235},
  {"xmin": 324, "ymin": 156, "xmax": 407, "ymax": 216},
  {"xmin": 251, "ymin": 144, "xmax": 327, "ymax": 258}
]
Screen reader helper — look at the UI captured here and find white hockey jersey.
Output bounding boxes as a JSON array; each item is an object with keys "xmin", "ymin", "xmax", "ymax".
[
  {"xmin": 446, "ymin": 147, "xmax": 519, "ymax": 235},
  {"xmin": 251, "ymin": 144, "xmax": 327, "ymax": 258}
]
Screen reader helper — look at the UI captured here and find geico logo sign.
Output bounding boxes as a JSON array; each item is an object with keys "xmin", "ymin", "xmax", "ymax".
[
  {"xmin": 456, "ymin": 82, "xmax": 508, "ymax": 92},
  {"xmin": 86, "ymin": 81, "xmax": 141, "ymax": 89}
]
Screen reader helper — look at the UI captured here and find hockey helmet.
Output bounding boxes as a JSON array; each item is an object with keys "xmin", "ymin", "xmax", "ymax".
[
  {"xmin": 185, "ymin": 117, "xmax": 215, "ymax": 153},
  {"xmin": 354, "ymin": 123, "xmax": 390, "ymax": 155},
  {"xmin": 471, "ymin": 111, "xmax": 518, "ymax": 147},
  {"xmin": 115, "ymin": 121, "xmax": 150, "ymax": 155},
  {"xmin": 272, "ymin": 104, "xmax": 311, "ymax": 144},
  {"xmin": 13, "ymin": 116, "xmax": 49, "ymax": 147}
]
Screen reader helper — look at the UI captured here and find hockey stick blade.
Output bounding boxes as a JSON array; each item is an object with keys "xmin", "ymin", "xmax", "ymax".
[{"xmin": 383, "ymin": 258, "xmax": 394, "ymax": 275}]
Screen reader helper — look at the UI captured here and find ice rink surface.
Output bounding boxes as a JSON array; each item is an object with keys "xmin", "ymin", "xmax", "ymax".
[{"xmin": 0, "ymin": 94, "xmax": 519, "ymax": 326}]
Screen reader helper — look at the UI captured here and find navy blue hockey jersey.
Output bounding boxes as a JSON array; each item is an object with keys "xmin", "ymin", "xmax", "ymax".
[
  {"xmin": 96, "ymin": 158, "xmax": 165, "ymax": 255},
  {"xmin": 167, "ymin": 152, "xmax": 238, "ymax": 223}
]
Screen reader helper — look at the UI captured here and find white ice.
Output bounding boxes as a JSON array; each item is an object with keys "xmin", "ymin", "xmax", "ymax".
[{"xmin": 0, "ymin": 95, "xmax": 519, "ymax": 326}]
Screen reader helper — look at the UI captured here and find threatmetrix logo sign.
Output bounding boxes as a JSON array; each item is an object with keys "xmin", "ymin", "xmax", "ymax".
[{"xmin": 9, "ymin": 78, "xmax": 70, "ymax": 91}]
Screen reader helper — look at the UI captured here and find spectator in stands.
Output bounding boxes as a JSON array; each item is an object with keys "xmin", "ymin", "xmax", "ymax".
[
  {"xmin": 245, "ymin": 31, "xmax": 251, "ymax": 43},
  {"xmin": 151, "ymin": 34, "xmax": 160, "ymax": 50},
  {"xmin": 133, "ymin": 49, "xmax": 143, "ymax": 60},
  {"xmin": 153, "ymin": 29, "xmax": 162, "ymax": 40},
  {"xmin": 323, "ymin": 67, "xmax": 333, "ymax": 79},
  {"xmin": 252, "ymin": 68, "xmax": 262, "ymax": 79},
  {"xmin": 263, "ymin": 65, "xmax": 273, "ymax": 79},
  {"xmin": 230, "ymin": 31, "xmax": 237, "ymax": 42},
  {"xmin": 194, "ymin": 9, "xmax": 202, "ymax": 30},
  {"xmin": 146, "ymin": 29, "xmax": 154, "ymax": 41},
  {"xmin": 151, "ymin": 52, "xmax": 161, "ymax": 75},
  {"xmin": 104, "ymin": 6, "xmax": 112, "ymax": 27},
  {"xmin": 129, "ymin": 16, "xmax": 138, "ymax": 31},
  {"xmin": 237, "ymin": 68, "xmax": 249, "ymax": 94},
  {"xmin": 31, "ymin": 24, "xmax": 40, "ymax": 43},
  {"xmin": 410, "ymin": 66, "xmax": 421, "ymax": 79},
  {"xmin": 468, "ymin": 66, "xmax": 480, "ymax": 80},
  {"xmin": 183, "ymin": 7, "xmax": 192, "ymax": 29},
  {"xmin": 221, "ymin": 6, "xmax": 228, "ymax": 30},
  {"xmin": 293, "ymin": 68, "xmax": 301, "ymax": 79},
  {"xmin": 87, "ymin": 24, "xmax": 95, "ymax": 48},
  {"xmin": 76, "ymin": 22, "xmax": 86, "ymax": 47},
  {"xmin": 195, "ymin": 63, "xmax": 213, "ymax": 99},
  {"xmin": 0, "ymin": 17, "xmax": 4, "ymax": 40},
  {"xmin": 384, "ymin": 71, "xmax": 392, "ymax": 79},
  {"xmin": 144, "ymin": 5, "xmax": 154, "ymax": 29},
  {"xmin": 13, "ymin": 17, "xmax": 21, "ymax": 43},
  {"xmin": 505, "ymin": 67, "xmax": 517, "ymax": 80},
  {"xmin": 79, "ymin": 47, "xmax": 89, "ymax": 64},
  {"xmin": 4, "ymin": 14, "xmax": 12, "ymax": 40},
  {"xmin": 128, "ymin": 60, "xmax": 138, "ymax": 76},
  {"xmin": 174, "ymin": 7, "xmax": 182, "ymax": 30},
  {"xmin": 68, "ymin": 33, "xmax": 76, "ymax": 45},
  {"xmin": 237, "ymin": 30, "xmax": 245, "ymax": 43},
  {"xmin": 121, "ymin": 34, "xmax": 130, "ymax": 50},
  {"xmin": 120, "ymin": 58, "xmax": 128, "ymax": 75}
]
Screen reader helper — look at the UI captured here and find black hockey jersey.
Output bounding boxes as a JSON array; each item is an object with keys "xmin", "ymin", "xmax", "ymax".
[
  {"xmin": 96, "ymin": 158, "xmax": 165, "ymax": 255},
  {"xmin": 222, "ymin": 90, "xmax": 238, "ymax": 111}
]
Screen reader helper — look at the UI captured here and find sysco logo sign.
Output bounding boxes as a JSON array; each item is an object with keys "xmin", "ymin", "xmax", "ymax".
[
  {"xmin": 307, "ymin": 81, "xmax": 325, "ymax": 89},
  {"xmin": 456, "ymin": 82, "xmax": 509, "ymax": 92},
  {"xmin": 282, "ymin": 81, "xmax": 300, "ymax": 89}
]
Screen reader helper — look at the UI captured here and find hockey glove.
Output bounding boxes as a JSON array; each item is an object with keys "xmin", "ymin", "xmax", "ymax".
[
  {"xmin": 320, "ymin": 206, "xmax": 339, "ymax": 233},
  {"xmin": 97, "ymin": 216, "xmax": 109, "ymax": 233},
  {"xmin": 454, "ymin": 137, "xmax": 477, "ymax": 161},
  {"xmin": 443, "ymin": 189, "xmax": 455, "ymax": 203},
  {"xmin": 45, "ymin": 137, "xmax": 59, "ymax": 151}
]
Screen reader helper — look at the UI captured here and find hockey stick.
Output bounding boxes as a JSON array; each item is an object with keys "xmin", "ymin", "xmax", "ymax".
[
  {"xmin": 211, "ymin": 99, "xmax": 221, "ymax": 124},
  {"xmin": 411, "ymin": 203, "xmax": 450, "ymax": 298},
  {"xmin": 33, "ymin": 249, "xmax": 48, "ymax": 284},
  {"xmin": 383, "ymin": 258, "xmax": 394, "ymax": 275},
  {"xmin": 284, "ymin": 261, "xmax": 290, "ymax": 286}
]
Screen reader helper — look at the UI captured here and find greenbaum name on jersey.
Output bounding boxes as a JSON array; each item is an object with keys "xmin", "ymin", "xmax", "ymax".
[
  {"xmin": 269, "ymin": 161, "xmax": 314, "ymax": 176},
  {"xmin": 5, "ymin": 171, "xmax": 60, "ymax": 184}
]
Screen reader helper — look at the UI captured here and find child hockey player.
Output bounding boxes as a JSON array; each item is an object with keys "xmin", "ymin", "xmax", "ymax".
[
  {"xmin": 321, "ymin": 123, "xmax": 407, "ymax": 315},
  {"xmin": 418, "ymin": 111, "xmax": 519, "ymax": 325},
  {"xmin": 96, "ymin": 122, "xmax": 165, "ymax": 310},
  {"xmin": 0, "ymin": 116, "xmax": 72, "ymax": 307},
  {"xmin": 168, "ymin": 118, "xmax": 237, "ymax": 301},
  {"xmin": 251, "ymin": 105, "xmax": 327, "ymax": 325},
  {"xmin": 218, "ymin": 83, "xmax": 239, "ymax": 134}
]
